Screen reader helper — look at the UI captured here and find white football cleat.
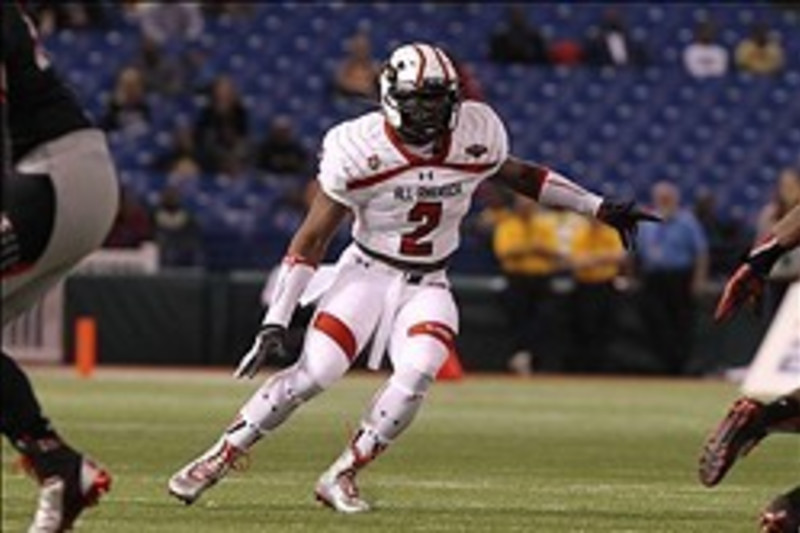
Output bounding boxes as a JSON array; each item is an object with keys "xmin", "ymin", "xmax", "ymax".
[
  {"xmin": 315, "ymin": 467, "xmax": 371, "ymax": 514},
  {"xmin": 168, "ymin": 440, "xmax": 244, "ymax": 505}
]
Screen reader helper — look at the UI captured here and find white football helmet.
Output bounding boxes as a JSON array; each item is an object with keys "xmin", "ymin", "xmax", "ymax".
[{"xmin": 379, "ymin": 43, "xmax": 460, "ymax": 145}]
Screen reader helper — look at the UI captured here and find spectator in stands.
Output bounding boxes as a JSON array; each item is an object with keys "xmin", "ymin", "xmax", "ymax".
[
  {"xmin": 549, "ymin": 39, "xmax": 584, "ymax": 67},
  {"xmin": 693, "ymin": 189, "xmax": 748, "ymax": 277},
  {"xmin": 493, "ymin": 198, "xmax": 568, "ymax": 375},
  {"xmin": 202, "ymin": 3, "xmax": 256, "ymax": 19},
  {"xmin": 569, "ymin": 217, "xmax": 626, "ymax": 373},
  {"xmin": 333, "ymin": 31, "xmax": 380, "ymax": 101},
  {"xmin": 489, "ymin": 6, "xmax": 549, "ymax": 65},
  {"xmin": 256, "ymin": 116, "xmax": 309, "ymax": 176},
  {"xmin": 636, "ymin": 182, "xmax": 709, "ymax": 375},
  {"xmin": 167, "ymin": 156, "xmax": 202, "ymax": 185},
  {"xmin": 153, "ymin": 186, "xmax": 203, "ymax": 268},
  {"xmin": 135, "ymin": 35, "xmax": 185, "ymax": 96},
  {"xmin": 683, "ymin": 21, "xmax": 729, "ymax": 79},
  {"xmin": 755, "ymin": 167, "xmax": 800, "ymax": 313},
  {"xmin": 584, "ymin": 9, "xmax": 648, "ymax": 68},
  {"xmin": 735, "ymin": 23, "xmax": 785, "ymax": 75},
  {"xmin": 32, "ymin": 1, "xmax": 107, "ymax": 36},
  {"xmin": 154, "ymin": 122, "xmax": 198, "ymax": 172},
  {"xmin": 133, "ymin": 2, "xmax": 204, "ymax": 46},
  {"xmin": 104, "ymin": 188, "xmax": 153, "ymax": 249},
  {"xmin": 194, "ymin": 75, "xmax": 250, "ymax": 173},
  {"xmin": 101, "ymin": 66, "xmax": 151, "ymax": 134}
]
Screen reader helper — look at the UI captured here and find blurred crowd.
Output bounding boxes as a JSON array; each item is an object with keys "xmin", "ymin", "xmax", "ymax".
[
  {"xmin": 25, "ymin": 2, "xmax": 800, "ymax": 374},
  {"xmin": 489, "ymin": 6, "xmax": 786, "ymax": 76},
  {"xmin": 483, "ymin": 168, "xmax": 800, "ymax": 376}
]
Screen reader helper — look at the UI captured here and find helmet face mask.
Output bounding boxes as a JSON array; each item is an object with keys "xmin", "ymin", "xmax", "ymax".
[
  {"xmin": 390, "ymin": 80, "xmax": 458, "ymax": 145},
  {"xmin": 380, "ymin": 44, "xmax": 461, "ymax": 146}
]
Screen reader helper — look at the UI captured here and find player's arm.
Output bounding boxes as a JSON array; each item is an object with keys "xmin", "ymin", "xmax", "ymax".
[
  {"xmin": 490, "ymin": 157, "xmax": 660, "ymax": 249},
  {"xmin": 715, "ymin": 204, "xmax": 800, "ymax": 322},
  {"xmin": 234, "ymin": 190, "xmax": 349, "ymax": 378},
  {"xmin": 285, "ymin": 189, "xmax": 349, "ymax": 266}
]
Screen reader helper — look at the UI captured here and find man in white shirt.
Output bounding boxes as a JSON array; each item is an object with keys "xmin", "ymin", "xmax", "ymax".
[{"xmin": 683, "ymin": 22, "xmax": 729, "ymax": 79}]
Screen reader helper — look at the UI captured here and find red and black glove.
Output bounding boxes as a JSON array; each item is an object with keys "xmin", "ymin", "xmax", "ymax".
[
  {"xmin": 714, "ymin": 237, "xmax": 787, "ymax": 322},
  {"xmin": 596, "ymin": 199, "xmax": 662, "ymax": 251}
]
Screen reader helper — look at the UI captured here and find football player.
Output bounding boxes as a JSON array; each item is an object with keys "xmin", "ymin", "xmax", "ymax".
[
  {"xmin": 2, "ymin": 4, "xmax": 116, "ymax": 531},
  {"xmin": 699, "ymin": 203, "xmax": 800, "ymax": 532},
  {"xmin": 168, "ymin": 43, "xmax": 658, "ymax": 512}
]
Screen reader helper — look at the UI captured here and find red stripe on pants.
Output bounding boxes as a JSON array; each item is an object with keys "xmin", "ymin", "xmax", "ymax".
[{"xmin": 313, "ymin": 312, "xmax": 357, "ymax": 361}]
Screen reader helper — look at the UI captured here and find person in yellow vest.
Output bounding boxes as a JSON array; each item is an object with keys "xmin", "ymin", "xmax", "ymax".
[
  {"xmin": 493, "ymin": 196, "xmax": 567, "ymax": 374},
  {"xmin": 569, "ymin": 216, "xmax": 627, "ymax": 373}
]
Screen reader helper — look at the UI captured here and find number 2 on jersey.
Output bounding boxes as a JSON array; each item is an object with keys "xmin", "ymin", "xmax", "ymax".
[{"xmin": 400, "ymin": 202, "xmax": 442, "ymax": 257}]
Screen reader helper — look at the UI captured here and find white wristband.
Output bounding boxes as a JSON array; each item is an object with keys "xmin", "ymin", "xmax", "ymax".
[
  {"xmin": 539, "ymin": 171, "xmax": 603, "ymax": 217},
  {"xmin": 262, "ymin": 256, "xmax": 316, "ymax": 328}
]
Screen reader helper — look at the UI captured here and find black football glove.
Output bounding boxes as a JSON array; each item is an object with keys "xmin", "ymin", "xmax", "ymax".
[
  {"xmin": 234, "ymin": 324, "xmax": 290, "ymax": 379},
  {"xmin": 597, "ymin": 199, "xmax": 662, "ymax": 251}
]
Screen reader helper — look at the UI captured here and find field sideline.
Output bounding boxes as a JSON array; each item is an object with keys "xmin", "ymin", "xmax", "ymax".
[{"xmin": 2, "ymin": 368, "xmax": 797, "ymax": 532}]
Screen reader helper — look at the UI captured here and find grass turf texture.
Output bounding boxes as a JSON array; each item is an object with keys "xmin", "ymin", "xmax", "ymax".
[{"xmin": 2, "ymin": 369, "xmax": 797, "ymax": 532}]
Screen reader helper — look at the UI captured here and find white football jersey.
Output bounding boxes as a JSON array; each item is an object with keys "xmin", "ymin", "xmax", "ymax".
[{"xmin": 318, "ymin": 100, "xmax": 509, "ymax": 263}]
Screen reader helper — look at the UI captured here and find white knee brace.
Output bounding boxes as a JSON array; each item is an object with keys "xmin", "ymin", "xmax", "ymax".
[
  {"xmin": 241, "ymin": 364, "xmax": 323, "ymax": 433},
  {"xmin": 364, "ymin": 368, "xmax": 434, "ymax": 441}
]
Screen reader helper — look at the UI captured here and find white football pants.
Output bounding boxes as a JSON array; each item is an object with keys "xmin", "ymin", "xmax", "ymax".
[{"xmin": 229, "ymin": 244, "xmax": 459, "ymax": 452}]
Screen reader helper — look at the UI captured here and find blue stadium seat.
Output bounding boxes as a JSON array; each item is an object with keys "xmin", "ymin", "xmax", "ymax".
[{"xmin": 48, "ymin": 3, "xmax": 800, "ymax": 271}]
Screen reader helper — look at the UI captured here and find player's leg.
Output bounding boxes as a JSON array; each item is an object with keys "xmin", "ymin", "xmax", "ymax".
[
  {"xmin": 0, "ymin": 353, "xmax": 111, "ymax": 532},
  {"xmin": 168, "ymin": 269, "xmax": 384, "ymax": 504},
  {"xmin": 699, "ymin": 388, "xmax": 800, "ymax": 487},
  {"xmin": 1, "ymin": 130, "xmax": 117, "ymax": 531},
  {"xmin": 3, "ymin": 129, "xmax": 118, "ymax": 324},
  {"xmin": 315, "ymin": 284, "xmax": 457, "ymax": 513},
  {"xmin": 760, "ymin": 485, "xmax": 800, "ymax": 533}
]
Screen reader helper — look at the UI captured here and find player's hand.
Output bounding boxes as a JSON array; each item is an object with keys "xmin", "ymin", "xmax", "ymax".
[
  {"xmin": 597, "ymin": 199, "xmax": 662, "ymax": 251},
  {"xmin": 714, "ymin": 263, "xmax": 765, "ymax": 323},
  {"xmin": 234, "ymin": 325, "xmax": 289, "ymax": 379}
]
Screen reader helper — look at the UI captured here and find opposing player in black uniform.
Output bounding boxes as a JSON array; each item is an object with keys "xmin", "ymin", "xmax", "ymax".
[
  {"xmin": 699, "ymin": 204, "xmax": 800, "ymax": 533},
  {"xmin": 2, "ymin": 4, "xmax": 117, "ymax": 531}
]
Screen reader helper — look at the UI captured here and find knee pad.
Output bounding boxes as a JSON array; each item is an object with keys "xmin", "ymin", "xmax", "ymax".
[
  {"xmin": 301, "ymin": 326, "xmax": 354, "ymax": 389},
  {"xmin": 2, "ymin": 173, "xmax": 55, "ymax": 274}
]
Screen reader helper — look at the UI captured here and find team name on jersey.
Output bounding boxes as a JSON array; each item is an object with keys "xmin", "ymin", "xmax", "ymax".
[{"xmin": 393, "ymin": 181, "xmax": 463, "ymax": 202}]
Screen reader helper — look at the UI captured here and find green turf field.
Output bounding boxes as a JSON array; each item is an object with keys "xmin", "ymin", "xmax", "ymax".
[{"xmin": 2, "ymin": 369, "xmax": 797, "ymax": 532}]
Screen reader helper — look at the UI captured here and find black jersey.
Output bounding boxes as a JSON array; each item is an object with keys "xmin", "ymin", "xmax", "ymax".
[{"xmin": 2, "ymin": 3, "xmax": 92, "ymax": 163}]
